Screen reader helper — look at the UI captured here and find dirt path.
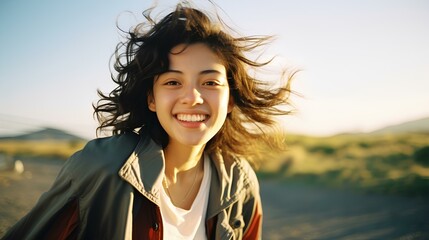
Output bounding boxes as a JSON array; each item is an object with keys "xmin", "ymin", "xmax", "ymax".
[
  {"xmin": 261, "ymin": 180, "xmax": 429, "ymax": 239},
  {"xmin": 1, "ymin": 158, "xmax": 429, "ymax": 239},
  {"xmin": 0, "ymin": 158, "xmax": 64, "ymax": 236}
]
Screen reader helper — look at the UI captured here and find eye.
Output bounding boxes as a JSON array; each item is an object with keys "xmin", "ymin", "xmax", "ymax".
[
  {"xmin": 164, "ymin": 80, "xmax": 181, "ymax": 86},
  {"xmin": 203, "ymin": 80, "xmax": 223, "ymax": 86}
]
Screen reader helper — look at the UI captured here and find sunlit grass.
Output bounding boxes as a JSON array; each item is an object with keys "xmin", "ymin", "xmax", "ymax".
[
  {"xmin": 0, "ymin": 140, "xmax": 86, "ymax": 159},
  {"xmin": 257, "ymin": 132, "xmax": 429, "ymax": 196},
  {"xmin": 1, "ymin": 132, "xmax": 428, "ymax": 196}
]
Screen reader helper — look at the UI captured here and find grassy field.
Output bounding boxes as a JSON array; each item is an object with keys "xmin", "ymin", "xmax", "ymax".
[
  {"xmin": 0, "ymin": 140, "xmax": 86, "ymax": 160},
  {"xmin": 1, "ymin": 132, "xmax": 429, "ymax": 197},
  {"xmin": 257, "ymin": 132, "xmax": 429, "ymax": 197}
]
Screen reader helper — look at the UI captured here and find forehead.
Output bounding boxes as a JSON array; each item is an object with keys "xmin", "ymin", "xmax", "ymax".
[{"xmin": 168, "ymin": 43, "xmax": 226, "ymax": 74}]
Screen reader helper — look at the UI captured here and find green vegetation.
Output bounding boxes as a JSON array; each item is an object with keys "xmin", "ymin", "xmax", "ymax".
[
  {"xmin": 0, "ymin": 140, "xmax": 86, "ymax": 160},
  {"xmin": 1, "ymin": 131, "xmax": 428, "ymax": 197},
  {"xmin": 256, "ymin": 132, "xmax": 429, "ymax": 197},
  {"xmin": 414, "ymin": 146, "xmax": 429, "ymax": 167}
]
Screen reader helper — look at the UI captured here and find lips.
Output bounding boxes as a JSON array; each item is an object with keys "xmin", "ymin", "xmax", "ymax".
[{"xmin": 176, "ymin": 113, "xmax": 208, "ymax": 122}]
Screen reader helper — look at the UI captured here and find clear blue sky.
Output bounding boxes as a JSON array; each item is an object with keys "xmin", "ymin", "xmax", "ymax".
[{"xmin": 1, "ymin": 0, "xmax": 428, "ymax": 139}]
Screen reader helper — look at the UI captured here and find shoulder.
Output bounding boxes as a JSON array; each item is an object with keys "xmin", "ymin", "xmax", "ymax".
[
  {"xmin": 233, "ymin": 156, "xmax": 260, "ymax": 192},
  {"xmin": 65, "ymin": 132, "xmax": 141, "ymax": 175},
  {"xmin": 211, "ymin": 152, "xmax": 260, "ymax": 194},
  {"xmin": 83, "ymin": 132, "xmax": 140, "ymax": 154}
]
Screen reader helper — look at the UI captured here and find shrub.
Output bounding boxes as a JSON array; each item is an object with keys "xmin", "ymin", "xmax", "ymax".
[
  {"xmin": 358, "ymin": 142, "xmax": 371, "ymax": 148},
  {"xmin": 308, "ymin": 145, "xmax": 337, "ymax": 155},
  {"xmin": 413, "ymin": 146, "xmax": 429, "ymax": 167},
  {"xmin": 384, "ymin": 153, "xmax": 409, "ymax": 165}
]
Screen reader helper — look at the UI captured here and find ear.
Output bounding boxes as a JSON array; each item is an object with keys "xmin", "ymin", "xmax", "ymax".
[
  {"xmin": 227, "ymin": 95, "xmax": 234, "ymax": 113},
  {"xmin": 147, "ymin": 93, "xmax": 156, "ymax": 112}
]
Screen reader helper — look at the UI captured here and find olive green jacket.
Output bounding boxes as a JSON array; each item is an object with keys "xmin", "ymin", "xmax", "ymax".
[{"xmin": 2, "ymin": 132, "xmax": 262, "ymax": 239}]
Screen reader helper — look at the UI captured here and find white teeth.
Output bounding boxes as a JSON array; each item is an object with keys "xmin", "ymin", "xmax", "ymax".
[{"xmin": 177, "ymin": 114, "xmax": 207, "ymax": 122}]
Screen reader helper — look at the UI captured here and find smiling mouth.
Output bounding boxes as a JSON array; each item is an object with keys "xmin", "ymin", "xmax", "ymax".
[{"xmin": 176, "ymin": 114, "xmax": 208, "ymax": 122}]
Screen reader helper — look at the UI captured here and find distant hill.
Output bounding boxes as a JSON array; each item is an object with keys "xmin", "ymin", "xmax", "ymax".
[
  {"xmin": 0, "ymin": 127, "xmax": 86, "ymax": 141},
  {"xmin": 370, "ymin": 117, "xmax": 429, "ymax": 135}
]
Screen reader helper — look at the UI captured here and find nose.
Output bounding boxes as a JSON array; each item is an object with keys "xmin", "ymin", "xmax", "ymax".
[{"xmin": 180, "ymin": 85, "xmax": 203, "ymax": 106}]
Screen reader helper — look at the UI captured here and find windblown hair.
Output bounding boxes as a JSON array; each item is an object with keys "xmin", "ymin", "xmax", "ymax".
[{"xmin": 94, "ymin": 3, "xmax": 295, "ymax": 162}]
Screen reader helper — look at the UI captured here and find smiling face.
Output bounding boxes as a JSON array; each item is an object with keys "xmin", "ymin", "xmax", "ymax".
[{"xmin": 148, "ymin": 43, "xmax": 233, "ymax": 148}]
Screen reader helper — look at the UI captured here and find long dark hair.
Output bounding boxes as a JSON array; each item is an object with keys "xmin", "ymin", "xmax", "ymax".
[{"xmin": 94, "ymin": 3, "xmax": 296, "ymax": 163}]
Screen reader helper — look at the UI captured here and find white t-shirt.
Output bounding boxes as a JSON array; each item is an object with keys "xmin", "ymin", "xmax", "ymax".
[{"xmin": 160, "ymin": 154, "xmax": 211, "ymax": 240}]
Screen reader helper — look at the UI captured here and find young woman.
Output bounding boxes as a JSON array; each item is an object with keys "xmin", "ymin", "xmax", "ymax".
[{"xmin": 2, "ymin": 3, "xmax": 293, "ymax": 240}]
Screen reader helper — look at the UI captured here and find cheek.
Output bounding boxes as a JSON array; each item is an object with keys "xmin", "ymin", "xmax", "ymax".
[{"xmin": 153, "ymin": 94, "xmax": 175, "ymax": 113}]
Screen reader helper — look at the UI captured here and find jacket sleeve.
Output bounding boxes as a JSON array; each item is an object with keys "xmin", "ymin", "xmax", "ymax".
[
  {"xmin": 242, "ymin": 192, "xmax": 263, "ymax": 239},
  {"xmin": 1, "ymin": 151, "xmax": 82, "ymax": 240},
  {"xmin": 242, "ymin": 162, "xmax": 263, "ymax": 240}
]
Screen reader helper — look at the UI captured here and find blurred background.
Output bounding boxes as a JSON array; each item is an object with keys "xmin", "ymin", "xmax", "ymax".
[
  {"xmin": 1, "ymin": 0, "xmax": 428, "ymax": 138},
  {"xmin": 1, "ymin": 0, "xmax": 429, "ymax": 239}
]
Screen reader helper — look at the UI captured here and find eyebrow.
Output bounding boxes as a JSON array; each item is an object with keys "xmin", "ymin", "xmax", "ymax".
[{"xmin": 164, "ymin": 69, "xmax": 224, "ymax": 75}]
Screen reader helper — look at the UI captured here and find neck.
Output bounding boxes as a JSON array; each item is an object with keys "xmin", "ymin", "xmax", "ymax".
[{"xmin": 163, "ymin": 141, "xmax": 205, "ymax": 181}]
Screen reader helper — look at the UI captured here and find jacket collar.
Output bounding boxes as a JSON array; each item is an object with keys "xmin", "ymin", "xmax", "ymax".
[
  {"xmin": 206, "ymin": 151, "xmax": 251, "ymax": 219},
  {"xmin": 118, "ymin": 134, "xmax": 249, "ymax": 217},
  {"xmin": 118, "ymin": 135, "xmax": 165, "ymax": 205}
]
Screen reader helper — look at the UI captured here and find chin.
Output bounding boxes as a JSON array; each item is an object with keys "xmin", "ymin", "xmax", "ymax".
[
  {"xmin": 177, "ymin": 136, "xmax": 212, "ymax": 148},
  {"xmin": 183, "ymin": 140, "xmax": 209, "ymax": 147}
]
